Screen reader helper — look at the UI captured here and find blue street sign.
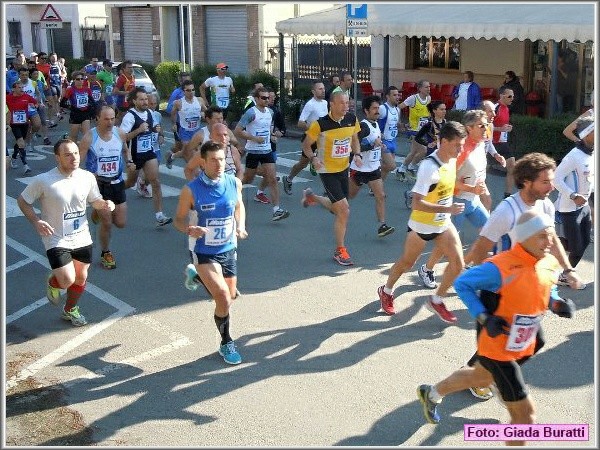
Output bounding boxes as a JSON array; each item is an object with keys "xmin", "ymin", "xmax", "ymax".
[{"xmin": 346, "ymin": 4, "xmax": 367, "ymax": 19}]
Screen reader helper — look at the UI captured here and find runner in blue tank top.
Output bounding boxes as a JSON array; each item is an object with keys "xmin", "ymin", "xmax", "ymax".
[{"xmin": 173, "ymin": 141, "xmax": 248, "ymax": 365}]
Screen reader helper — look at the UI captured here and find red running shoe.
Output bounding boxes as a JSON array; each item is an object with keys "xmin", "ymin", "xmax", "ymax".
[
  {"xmin": 254, "ymin": 192, "xmax": 271, "ymax": 204},
  {"xmin": 426, "ymin": 297, "xmax": 457, "ymax": 323},
  {"xmin": 377, "ymin": 285, "xmax": 395, "ymax": 315}
]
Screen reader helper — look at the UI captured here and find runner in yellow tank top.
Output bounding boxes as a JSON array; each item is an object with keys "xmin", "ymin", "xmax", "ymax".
[
  {"xmin": 376, "ymin": 121, "xmax": 467, "ymax": 324},
  {"xmin": 397, "ymin": 80, "xmax": 432, "ymax": 179}
]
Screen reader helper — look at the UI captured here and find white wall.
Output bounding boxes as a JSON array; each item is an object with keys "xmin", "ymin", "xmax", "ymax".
[{"xmin": 5, "ymin": 3, "xmax": 107, "ymax": 57}]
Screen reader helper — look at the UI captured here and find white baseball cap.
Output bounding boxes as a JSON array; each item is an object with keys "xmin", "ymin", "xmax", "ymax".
[{"xmin": 30, "ymin": 52, "xmax": 38, "ymax": 58}]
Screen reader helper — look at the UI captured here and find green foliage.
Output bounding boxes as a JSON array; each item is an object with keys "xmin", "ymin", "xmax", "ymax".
[
  {"xmin": 155, "ymin": 61, "xmax": 190, "ymax": 100},
  {"xmin": 63, "ymin": 58, "xmax": 88, "ymax": 77},
  {"xmin": 282, "ymin": 83, "xmax": 313, "ymax": 122},
  {"xmin": 510, "ymin": 113, "xmax": 578, "ymax": 162}
]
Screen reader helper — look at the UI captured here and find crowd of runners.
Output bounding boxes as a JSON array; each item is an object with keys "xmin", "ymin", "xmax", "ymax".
[{"xmin": 8, "ymin": 55, "xmax": 594, "ymax": 444}]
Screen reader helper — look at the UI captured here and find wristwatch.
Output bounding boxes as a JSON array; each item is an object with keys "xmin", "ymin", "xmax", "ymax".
[{"xmin": 569, "ymin": 192, "xmax": 578, "ymax": 200}]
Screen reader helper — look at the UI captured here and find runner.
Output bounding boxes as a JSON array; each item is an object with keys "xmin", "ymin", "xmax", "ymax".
[
  {"xmin": 113, "ymin": 60, "xmax": 136, "ymax": 125},
  {"xmin": 349, "ymin": 95, "xmax": 395, "ymax": 237},
  {"xmin": 173, "ymin": 141, "xmax": 248, "ymax": 364},
  {"xmin": 120, "ymin": 87, "xmax": 172, "ymax": 227},
  {"xmin": 281, "ymin": 81, "xmax": 328, "ymax": 195},
  {"xmin": 300, "ymin": 90, "xmax": 362, "ymax": 265},
  {"xmin": 165, "ymin": 72, "xmax": 192, "ymax": 168},
  {"xmin": 200, "ymin": 62, "xmax": 235, "ymax": 122},
  {"xmin": 377, "ymin": 121, "xmax": 466, "ymax": 321},
  {"xmin": 6, "ymin": 80, "xmax": 38, "ymax": 174},
  {"xmin": 60, "ymin": 70, "xmax": 96, "ymax": 144},
  {"xmin": 377, "ymin": 85, "xmax": 402, "ymax": 181},
  {"xmin": 169, "ymin": 79, "xmax": 206, "ymax": 163},
  {"xmin": 17, "ymin": 139, "xmax": 115, "ymax": 326},
  {"xmin": 79, "ymin": 106, "xmax": 130, "ymax": 269},
  {"xmin": 417, "ymin": 210, "xmax": 575, "ymax": 447},
  {"xmin": 234, "ymin": 87, "xmax": 290, "ymax": 222}
]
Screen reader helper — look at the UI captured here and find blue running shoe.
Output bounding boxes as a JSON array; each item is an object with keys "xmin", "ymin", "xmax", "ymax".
[
  {"xmin": 184, "ymin": 264, "xmax": 199, "ymax": 291},
  {"xmin": 219, "ymin": 341, "xmax": 242, "ymax": 365},
  {"xmin": 417, "ymin": 384, "xmax": 441, "ymax": 424}
]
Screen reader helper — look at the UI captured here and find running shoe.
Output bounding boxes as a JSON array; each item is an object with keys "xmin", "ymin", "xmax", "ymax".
[
  {"xmin": 395, "ymin": 169, "xmax": 407, "ymax": 182},
  {"xmin": 377, "ymin": 285, "xmax": 395, "ymax": 315},
  {"xmin": 156, "ymin": 214, "xmax": 173, "ymax": 227},
  {"xmin": 469, "ymin": 386, "xmax": 494, "ymax": 400},
  {"xmin": 301, "ymin": 188, "xmax": 317, "ymax": 208},
  {"xmin": 377, "ymin": 223, "xmax": 395, "ymax": 237},
  {"xmin": 417, "ymin": 384, "xmax": 441, "ymax": 424},
  {"xmin": 100, "ymin": 251, "xmax": 116, "ymax": 269},
  {"xmin": 557, "ymin": 273, "xmax": 586, "ymax": 290},
  {"xmin": 43, "ymin": 137, "xmax": 52, "ymax": 145},
  {"xmin": 61, "ymin": 305, "xmax": 88, "ymax": 327},
  {"xmin": 91, "ymin": 209, "xmax": 100, "ymax": 225},
  {"xmin": 23, "ymin": 164, "xmax": 32, "ymax": 175},
  {"xmin": 333, "ymin": 246, "xmax": 354, "ymax": 266},
  {"xmin": 282, "ymin": 175, "xmax": 293, "ymax": 195},
  {"xmin": 368, "ymin": 188, "xmax": 375, "ymax": 196},
  {"xmin": 184, "ymin": 264, "xmax": 199, "ymax": 291},
  {"xmin": 46, "ymin": 274, "xmax": 62, "ymax": 306},
  {"xmin": 254, "ymin": 192, "xmax": 271, "ymax": 204},
  {"xmin": 10, "ymin": 157, "xmax": 18, "ymax": 169},
  {"xmin": 418, "ymin": 264, "xmax": 438, "ymax": 289},
  {"xmin": 219, "ymin": 341, "xmax": 242, "ymax": 365},
  {"xmin": 272, "ymin": 208, "xmax": 290, "ymax": 221},
  {"xmin": 426, "ymin": 297, "xmax": 457, "ymax": 324},
  {"xmin": 165, "ymin": 151, "xmax": 174, "ymax": 169}
]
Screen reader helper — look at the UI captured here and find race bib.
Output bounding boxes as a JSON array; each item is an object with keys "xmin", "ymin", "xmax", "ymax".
[
  {"xmin": 184, "ymin": 116, "xmax": 200, "ymax": 130},
  {"xmin": 204, "ymin": 217, "xmax": 234, "ymax": 246},
  {"xmin": 75, "ymin": 93, "xmax": 88, "ymax": 109},
  {"xmin": 137, "ymin": 134, "xmax": 152, "ymax": 152},
  {"xmin": 92, "ymin": 90, "xmax": 101, "ymax": 102},
  {"xmin": 369, "ymin": 148, "xmax": 381, "ymax": 162},
  {"xmin": 12, "ymin": 110, "xmax": 27, "ymax": 124},
  {"xmin": 388, "ymin": 125, "xmax": 398, "ymax": 138},
  {"xmin": 332, "ymin": 138, "xmax": 351, "ymax": 158},
  {"xmin": 98, "ymin": 156, "xmax": 119, "ymax": 177},
  {"xmin": 418, "ymin": 117, "xmax": 429, "ymax": 130},
  {"xmin": 217, "ymin": 96, "xmax": 229, "ymax": 108},
  {"xmin": 63, "ymin": 210, "xmax": 86, "ymax": 237},
  {"xmin": 105, "ymin": 85, "xmax": 113, "ymax": 95},
  {"xmin": 506, "ymin": 314, "xmax": 541, "ymax": 351},
  {"xmin": 433, "ymin": 197, "xmax": 452, "ymax": 223},
  {"xmin": 499, "ymin": 131, "xmax": 508, "ymax": 143}
]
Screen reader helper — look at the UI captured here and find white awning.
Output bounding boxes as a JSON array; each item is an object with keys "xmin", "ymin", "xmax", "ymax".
[{"xmin": 276, "ymin": 3, "xmax": 595, "ymax": 42}]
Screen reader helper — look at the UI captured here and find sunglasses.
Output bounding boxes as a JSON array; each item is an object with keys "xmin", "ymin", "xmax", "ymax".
[
  {"xmin": 504, "ymin": 95, "xmax": 514, "ymax": 98},
  {"xmin": 475, "ymin": 123, "xmax": 488, "ymax": 129},
  {"xmin": 259, "ymin": 96, "xmax": 269, "ymax": 100},
  {"xmin": 218, "ymin": 67, "xmax": 228, "ymax": 70},
  {"xmin": 74, "ymin": 77, "xmax": 84, "ymax": 81},
  {"xmin": 184, "ymin": 88, "xmax": 195, "ymax": 92}
]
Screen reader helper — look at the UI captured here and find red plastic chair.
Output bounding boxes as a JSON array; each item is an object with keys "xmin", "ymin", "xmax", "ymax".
[
  {"xmin": 430, "ymin": 84, "xmax": 443, "ymax": 102},
  {"xmin": 480, "ymin": 87, "xmax": 498, "ymax": 102},
  {"xmin": 440, "ymin": 84, "xmax": 455, "ymax": 96}
]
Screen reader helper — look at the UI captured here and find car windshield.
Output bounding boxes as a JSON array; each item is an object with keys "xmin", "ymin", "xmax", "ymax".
[{"xmin": 132, "ymin": 67, "xmax": 148, "ymax": 80}]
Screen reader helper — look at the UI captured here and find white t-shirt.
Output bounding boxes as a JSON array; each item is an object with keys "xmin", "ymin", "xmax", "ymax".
[
  {"xmin": 351, "ymin": 119, "xmax": 381, "ymax": 173},
  {"xmin": 553, "ymin": 146, "xmax": 594, "ymax": 212},
  {"xmin": 20, "ymin": 167, "xmax": 102, "ymax": 250},
  {"xmin": 299, "ymin": 98, "xmax": 328, "ymax": 126},
  {"xmin": 454, "ymin": 82, "xmax": 471, "ymax": 110},
  {"xmin": 479, "ymin": 193, "xmax": 555, "ymax": 246},
  {"xmin": 204, "ymin": 75, "xmax": 234, "ymax": 108},
  {"xmin": 456, "ymin": 141, "xmax": 488, "ymax": 201}
]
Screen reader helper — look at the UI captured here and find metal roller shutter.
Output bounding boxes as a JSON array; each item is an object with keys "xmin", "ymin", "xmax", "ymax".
[
  {"xmin": 48, "ymin": 23, "xmax": 73, "ymax": 59},
  {"xmin": 205, "ymin": 6, "xmax": 249, "ymax": 75},
  {"xmin": 122, "ymin": 8, "xmax": 154, "ymax": 64}
]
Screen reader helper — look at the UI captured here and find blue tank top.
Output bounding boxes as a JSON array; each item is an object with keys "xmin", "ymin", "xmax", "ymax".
[{"xmin": 189, "ymin": 173, "xmax": 238, "ymax": 255}]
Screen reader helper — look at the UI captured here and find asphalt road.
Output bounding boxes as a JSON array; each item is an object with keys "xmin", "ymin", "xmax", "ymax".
[{"xmin": 4, "ymin": 113, "xmax": 596, "ymax": 446}]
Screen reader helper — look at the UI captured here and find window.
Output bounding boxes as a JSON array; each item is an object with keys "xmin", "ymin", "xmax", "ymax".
[
  {"xmin": 414, "ymin": 37, "xmax": 460, "ymax": 70},
  {"xmin": 8, "ymin": 21, "xmax": 22, "ymax": 49}
]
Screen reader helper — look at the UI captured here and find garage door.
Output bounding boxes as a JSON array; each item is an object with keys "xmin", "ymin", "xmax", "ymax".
[
  {"xmin": 205, "ymin": 6, "xmax": 249, "ymax": 75},
  {"xmin": 122, "ymin": 8, "xmax": 154, "ymax": 64}
]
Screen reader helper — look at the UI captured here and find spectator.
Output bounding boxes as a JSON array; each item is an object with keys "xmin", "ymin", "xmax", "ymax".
[
  {"xmin": 502, "ymin": 71, "xmax": 526, "ymax": 115},
  {"xmin": 452, "ymin": 71, "xmax": 481, "ymax": 111}
]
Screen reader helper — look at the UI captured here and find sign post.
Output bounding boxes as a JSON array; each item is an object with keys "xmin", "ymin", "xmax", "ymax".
[
  {"xmin": 40, "ymin": 4, "xmax": 63, "ymax": 29},
  {"xmin": 346, "ymin": 4, "xmax": 368, "ymax": 109}
]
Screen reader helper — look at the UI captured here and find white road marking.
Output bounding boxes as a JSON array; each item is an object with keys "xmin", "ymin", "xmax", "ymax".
[{"xmin": 5, "ymin": 237, "xmax": 194, "ymax": 392}]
